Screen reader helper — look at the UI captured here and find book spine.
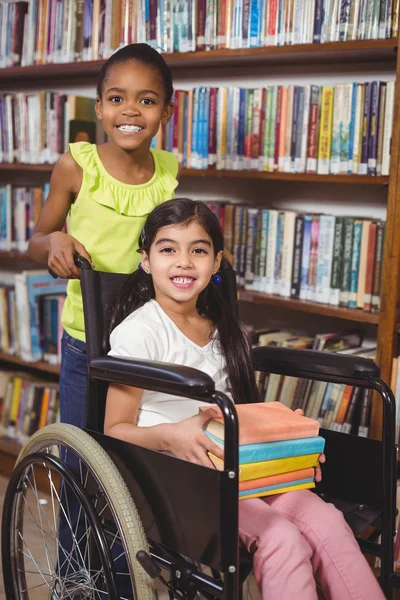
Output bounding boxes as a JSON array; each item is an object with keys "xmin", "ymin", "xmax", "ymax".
[
  {"xmin": 329, "ymin": 216, "xmax": 344, "ymax": 306},
  {"xmin": 280, "ymin": 211, "xmax": 296, "ymax": 298},
  {"xmin": 330, "ymin": 84, "xmax": 342, "ymax": 174},
  {"xmin": 290, "ymin": 214, "xmax": 304, "ymax": 298},
  {"xmin": 356, "ymin": 219, "xmax": 371, "ymax": 308},
  {"xmin": 347, "ymin": 82, "xmax": 357, "ymax": 173},
  {"xmin": 208, "ymin": 87, "xmax": 217, "ymax": 169},
  {"xmin": 265, "ymin": 210, "xmax": 278, "ymax": 294},
  {"xmin": 315, "ymin": 215, "xmax": 335, "ymax": 304},
  {"xmin": 259, "ymin": 209, "xmax": 269, "ymax": 292},
  {"xmin": 363, "ymin": 221, "xmax": 377, "ymax": 311},
  {"xmin": 340, "ymin": 82, "xmax": 353, "ymax": 173},
  {"xmin": 339, "ymin": 217, "xmax": 354, "ymax": 306},
  {"xmin": 358, "ymin": 81, "xmax": 372, "ymax": 175},
  {"xmin": 372, "ymin": 221, "xmax": 385, "ymax": 312},
  {"xmin": 317, "ymin": 86, "xmax": 334, "ymax": 175},
  {"xmin": 313, "ymin": 0, "xmax": 324, "ymax": 42},
  {"xmin": 306, "ymin": 85, "xmax": 320, "ymax": 173},
  {"xmin": 376, "ymin": 83, "xmax": 387, "ymax": 175},
  {"xmin": 348, "ymin": 219, "xmax": 363, "ymax": 308},
  {"xmin": 299, "ymin": 215, "xmax": 312, "ymax": 300},
  {"xmin": 273, "ymin": 212, "xmax": 284, "ymax": 295},
  {"xmin": 299, "ymin": 84, "xmax": 311, "ymax": 173},
  {"xmin": 382, "ymin": 80, "xmax": 394, "ymax": 176},
  {"xmin": 368, "ymin": 80, "xmax": 380, "ymax": 176}
]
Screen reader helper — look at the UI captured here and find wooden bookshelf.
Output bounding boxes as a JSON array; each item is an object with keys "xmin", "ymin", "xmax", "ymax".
[
  {"xmin": 0, "ymin": 163, "xmax": 390, "ymax": 185},
  {"xmin": 0, "ymin": 39, "xmax": 397, "ymax": 90},
  {"xmin": 0, "ymin": 38, "xmax": 399, "ymax": 451},
  {"xmin": 0, "ymin": 352, "xmax": 60, "ymax": 375},
  {"xmin": 238, "ymin": 291, "xmax": 380, "ymax": 324}
]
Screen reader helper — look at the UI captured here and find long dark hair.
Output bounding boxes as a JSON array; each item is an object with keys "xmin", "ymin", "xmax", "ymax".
[
  {"xmin": 107, "ymin": 198, "xmax": 259, "ymax": 404},
  {"xmin": 96, "ymin": 43, "xmax": 174, "ymax": 104}
]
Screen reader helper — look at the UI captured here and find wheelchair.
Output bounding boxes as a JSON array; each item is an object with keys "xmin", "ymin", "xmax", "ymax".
[{"xmin": 1, "ymin": 256, "xmax": 397, "ymax": 599}]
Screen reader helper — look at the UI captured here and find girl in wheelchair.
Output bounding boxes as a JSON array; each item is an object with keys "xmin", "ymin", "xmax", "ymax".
[{"xmin": 104, "ymin": 198, "xmax": 384, "ymax": 600}]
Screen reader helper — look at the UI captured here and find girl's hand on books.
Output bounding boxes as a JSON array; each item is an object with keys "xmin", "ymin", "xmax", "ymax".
[
  {"xmin": 48, "ymin": 232, "xmax": 93, "ymax": 278},
  {"xmin": 165, "ymin": 409, "xmax": 224, "ymax": 467},
  {"xmin": 293, "ymin": 409, "xmax": 326, "ymax": 482},
  {"xmin": 315, "ymin": 453, "xmax": 326, "ymax": 483}
]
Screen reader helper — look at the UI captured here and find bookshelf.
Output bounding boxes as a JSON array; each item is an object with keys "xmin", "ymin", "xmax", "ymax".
[{"xmin": 0, "ymin": 37, "xmax": 400, "ymax": 465}]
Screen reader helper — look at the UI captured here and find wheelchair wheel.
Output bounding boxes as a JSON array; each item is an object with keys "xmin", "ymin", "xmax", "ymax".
[{"xmin": 2, "ymin": 424, "xmax": 156, "ymax": 600}]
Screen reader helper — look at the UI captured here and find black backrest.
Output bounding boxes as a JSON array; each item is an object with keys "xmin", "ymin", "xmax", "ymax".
[{"xmin": 79, "ymin": 256, "xmax": 239, "ymax": 362}]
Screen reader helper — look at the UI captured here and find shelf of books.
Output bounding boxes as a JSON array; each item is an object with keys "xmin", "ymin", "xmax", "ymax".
[{"xmin": 1, "ymin": 0, "xmax": 400, "ymax": 467}]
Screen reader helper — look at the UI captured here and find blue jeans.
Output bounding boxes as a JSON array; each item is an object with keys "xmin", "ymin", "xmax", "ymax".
[{"xmin": 59, "ymin": 331, "xmax": 132, "ymax": 597}]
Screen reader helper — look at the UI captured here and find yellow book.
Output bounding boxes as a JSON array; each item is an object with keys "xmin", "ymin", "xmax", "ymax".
[
  {"xmin": 8, "ymin": 377, "xmax": 23, "ymax": 438},
  {"xmin": 240, "ymin": 481, "xmax": 315, "ymax": 501},
  {"xmin": 317, "ymin": 87, "xmax": 334, "ymax": 175},
  {"xmin": 208, "ymin": 453, "xmax": 320, "ymax": 482},
  {"xmin": 38, "ymin": 387, "xmax": 50, "ymax": 430}
]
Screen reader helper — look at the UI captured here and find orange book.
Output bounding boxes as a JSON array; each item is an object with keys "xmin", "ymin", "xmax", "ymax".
[
  {"xmin": 201, "ymin": 401, "xmax": 320, "ymax": 445},
  {"xmin": 332, "ymin": 385, "xmax": 353, "ymax": 429},
  {"xmin": 38, "ymin": 388, "xmax": 50, "ymax": 430},
  {"xmin": 239, "ymin": 467, "xmax": 314, "ymax": 492}
]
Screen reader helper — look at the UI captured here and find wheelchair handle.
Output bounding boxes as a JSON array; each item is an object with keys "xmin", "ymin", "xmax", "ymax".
[{"xmin": 48, "ymin": 254, "xmax": 92, "ymax": 279}]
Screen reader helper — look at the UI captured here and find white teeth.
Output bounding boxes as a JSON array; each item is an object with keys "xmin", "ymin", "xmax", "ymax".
[
  {"xmin": 172, "ymin": 277, "xmax": 194, "ymax": 284},
  {"xmin": 117, "ymin": 125, "xmax": 143, "ymax": 132}
]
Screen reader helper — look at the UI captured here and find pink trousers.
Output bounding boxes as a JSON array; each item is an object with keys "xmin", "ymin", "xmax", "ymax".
[{"xmin": 239, "ymin": 490, "xmax": 385, "ymax": 600}]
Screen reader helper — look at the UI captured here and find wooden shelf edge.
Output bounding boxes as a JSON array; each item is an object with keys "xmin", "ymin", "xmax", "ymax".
[
  {"xmin": 0, "ymin": 163, "xmax": 390, "ymax": 184},
  {"xmin": 0, "ymin": 39, "xmax": 397, "ymax": 85},
  {"xmin": 0, "ymin": 436, "xmax": 21, "ymax": 457},
  {"xmin": 238, "ymin": 290, "xmax": 380, "ymax": 324},
  {"xmin": 0, "ymin": 352, "xmax": 60, "ymax": 375},
  {"xmin": 181, "ymin": 169, "xmax": 390, "ymax": 184}
]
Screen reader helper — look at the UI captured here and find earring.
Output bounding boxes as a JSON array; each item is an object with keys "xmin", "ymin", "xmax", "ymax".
[{"xmin": 211, "ymin": 274, "xmax": 222, "ymax": 284}]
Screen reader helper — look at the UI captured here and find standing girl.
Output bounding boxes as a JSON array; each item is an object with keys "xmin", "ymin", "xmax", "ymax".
[
  {"xmin": 28, "ymin": 43, "xmax": 178, "ymax": 429},
  {"xmin": 105, "ymin": 198, "xmax": 384, "ymax": 600}
]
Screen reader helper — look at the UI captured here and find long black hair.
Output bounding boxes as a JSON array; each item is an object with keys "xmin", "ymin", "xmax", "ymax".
[
  {"xmin": 96, "ymin": 43, "xmax": 174, "ymax": 104},
  {"xmin": 107, "ymin": 198, "xmax": 260, "ymax": 404}
]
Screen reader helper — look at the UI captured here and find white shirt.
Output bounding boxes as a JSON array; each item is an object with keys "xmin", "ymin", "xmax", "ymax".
[{"xmin": 108, "ymin": 300, "xmax": 230, "ymax": 427}]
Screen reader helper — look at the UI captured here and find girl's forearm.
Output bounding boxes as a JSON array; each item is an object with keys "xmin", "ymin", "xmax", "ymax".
[
  {"xmin": 28, "ymin": 232, "xmax": 52, "ymax": 264},
  {"xmin": 106, "ymin": 421, "xmax": 174, "ymax": 452}
]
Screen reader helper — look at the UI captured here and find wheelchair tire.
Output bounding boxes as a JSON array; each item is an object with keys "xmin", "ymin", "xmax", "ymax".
[{"xmin": 14, "ymin": 423, "xmax": 156, "ymax": 600}]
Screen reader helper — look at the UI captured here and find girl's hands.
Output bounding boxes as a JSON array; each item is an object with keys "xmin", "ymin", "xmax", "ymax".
[
  {"xmin": 48, "ymin": 231, "xmax": 93, "ymax": 279},
  {"xmin": 163, "ymin": 408, "xmax": 224, "ymax": 467},
  {"xmin": 293, "ymin": 408, "xmax": 326, "ymax": 482}
]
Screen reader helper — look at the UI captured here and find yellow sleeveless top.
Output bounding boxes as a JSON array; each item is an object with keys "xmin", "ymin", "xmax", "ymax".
[{"xmin": 61, "ymin": 142, "xmax": 179, "ymax": 342}]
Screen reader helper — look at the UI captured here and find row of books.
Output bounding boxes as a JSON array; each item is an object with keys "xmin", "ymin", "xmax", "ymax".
[
  {"xmin": 0, "ymin": 94, "xmax": 101, "ymax": 164},
  {"xmin": 253, "ymin": 327, "xmax": 375, "ymax": 437},
  {"xmin": 0, "ymin": 0, "xmax": 398, "ymax": 69},
  {"xmin": 0, "ymin": 184, "xmax": 49, "ymax": 252},
  {"xmin": 0, "ymin": 270, "xmax": 66, "ymax": 364},
  {"xmin": 0, "ymin": 369, "xmax": 59, "ymax": 443},
  {"xmin": 210, "ymin": 203, "xmax": 385, "ymax": 312},
  {"xmin": 154, "ymin": 82, "xmax": 395, "ymax": 176}
]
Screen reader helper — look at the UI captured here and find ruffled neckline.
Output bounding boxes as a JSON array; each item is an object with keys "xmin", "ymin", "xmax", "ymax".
[{"xmin": 71, "ymin": 142, "xmax": 179, "ymax": 217}]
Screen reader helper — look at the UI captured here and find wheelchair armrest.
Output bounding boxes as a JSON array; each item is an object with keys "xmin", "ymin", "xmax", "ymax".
[
  {"xmin": 89, "ymin": 356, "xmax": 216, "ymax": 400},
  {"xmin": 252, "ymin": 346, "xmax": 380, "ymax": 382}
]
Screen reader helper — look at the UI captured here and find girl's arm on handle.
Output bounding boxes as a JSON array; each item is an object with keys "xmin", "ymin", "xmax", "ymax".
[
  {"xmin": 105, "ymin": 383, "xmax": 224, "ymax": 467},
  {"xmin": 28, "ymin": 152, "xmax": 93, "ymax": 278}
]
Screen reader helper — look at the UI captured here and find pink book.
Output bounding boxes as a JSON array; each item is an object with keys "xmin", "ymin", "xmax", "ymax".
[{"xmin": 201, "ymin": 402, "xmax": 320, "ymax": 445}]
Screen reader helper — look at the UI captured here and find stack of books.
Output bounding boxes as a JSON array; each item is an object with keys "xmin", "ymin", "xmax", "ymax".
[{"xmin": 203, "ymin": 402, "xmax": 325, "ymax": 500}]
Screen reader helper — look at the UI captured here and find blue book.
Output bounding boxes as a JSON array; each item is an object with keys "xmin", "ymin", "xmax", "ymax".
[
  {"xmin": 203, "ymin": 87, "xmax": 210, "ymax": 169},
  {"xmin": 191, "ymin": 88, "xmax": 199, "ymax": 168},
  {"xmin": 205, "ymin": 431, "xmax": 325, "ymax": 464},
  {"xmin": 348, "ymin": 220, "xmax": 362, "ymax": 308},
  {"xmin": 239, "ymin": 478, "xmax": 315, "ymax": 498},
  {"xmin": 313, "ymin": 0, "xmax": 324, "ymax": 43},
  {"xmin": 249, "ymin": 0, "xmax": 262, "ymax": 47}
]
